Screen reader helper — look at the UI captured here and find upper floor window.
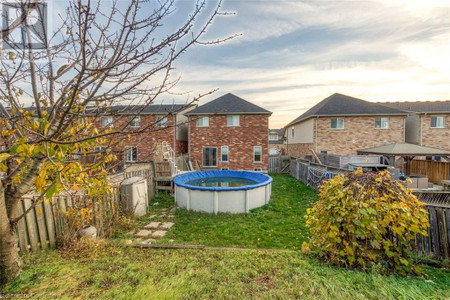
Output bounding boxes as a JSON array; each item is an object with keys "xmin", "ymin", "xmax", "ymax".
[
  {"xmin": 291, "ymin": 127, "xmax": 294, "ymax": 137},
  {"xmin": 227, "ymin": 115, "xmax": 240, "ymax": 127},
  {"xmin": 254, "ymin": 146, "xmax": 262, "ymax": 163},
  {"xmin": 102, "ymin": 116, "xmax": 113, "ymax": 128},
  {"xmin": 431, "ymin": 116, "xmax": 445, "ymax": 128},
  {"xmin": 130, "ymin": 116, "xmax": 141, "ymax": 127},
  {"xmin": 331, "ymin": 118, "xmax": 344, "ymax": 129},
  {"xmin": 156, "ymin": 115, "xmax": 168, "ymax": 128},
  {"xmin": 125, "ymin": 146, "xmax": 137, "ymax": 162},
  {"xmin": 221, "ymin": 146, "xmax": 229, "ymax": 162},
  {"xmin": 375, "ymin": 117, "xmax": 389, "ymax": 129},
  {"xmin": 196, "ymin": 116, "xmax": 209, "ymax": 127},
  {"xmin": 269, "ymin": 134, "xmax": 278, "ymax": 141}
]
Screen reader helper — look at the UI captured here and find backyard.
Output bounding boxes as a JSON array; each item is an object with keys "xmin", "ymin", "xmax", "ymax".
[{"xmin": 2, "ymin": 174, "xmax": 450, "ymax": 299}]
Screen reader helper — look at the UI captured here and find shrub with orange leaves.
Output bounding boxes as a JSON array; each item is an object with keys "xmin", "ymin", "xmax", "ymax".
[{"xmin": 303, "ymin": 168, "xmax": 429, "ymax": 275}]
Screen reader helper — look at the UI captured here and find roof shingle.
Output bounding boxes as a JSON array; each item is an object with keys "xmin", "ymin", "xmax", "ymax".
[{"xmin": 378, "ymin": 101, "xmax": 450, "ymax": 113}]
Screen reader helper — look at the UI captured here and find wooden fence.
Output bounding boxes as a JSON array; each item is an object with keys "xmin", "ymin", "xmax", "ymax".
[
  {"xmin": 15, "ymin": 190, "xmax": 119, "ymax": 253},
  {"xmin": 269, "ymin": 155, "xmax": 282, "ymax": 173},
  {"xmin": 415, "ymin": 191, "xmax": 450, "ymax": 260},
  {"xmin": 410, "ymin": 159, "xmax": 450, "ymax": 185},
  {"xmin": 290, "ymin": 158, "xmax": 346, "ymax": 190}
]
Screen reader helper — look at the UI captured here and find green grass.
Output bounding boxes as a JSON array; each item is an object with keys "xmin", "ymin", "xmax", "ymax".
[
  {"xmin": 117, "ymin": 173, "xmax": 318, "ymax": 249},
  {"xmin": 3, "ymin": 246, "xmax": 449, "ymax": 299},
  {"xmin": 4, "ymin": 174, "xmax": 450, "ymax": 299}
]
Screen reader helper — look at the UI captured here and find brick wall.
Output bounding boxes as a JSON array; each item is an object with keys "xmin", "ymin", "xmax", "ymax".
[
  {"xmin": 315, "ymin": 116, "xmax": 405, "ymax": 155},
  {"xmin": 95, "ymin": 114, "xmax": 179, "ymax": 164},
  {"xmin": 189, "ymin": 114, "xmax": 269, "ymax": 171},
  {"xmin": 420, "ymin": 114, "xmax": 450, "ymax": 150},
  {"xmin": 286, "ymin": 143, "xmax": 314, "ymax": 158}
]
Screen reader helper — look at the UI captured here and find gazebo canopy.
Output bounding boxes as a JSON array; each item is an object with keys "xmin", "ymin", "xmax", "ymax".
[{"xmin": 357, "ymin": 143, "xmax": 450, "ymax": 156}]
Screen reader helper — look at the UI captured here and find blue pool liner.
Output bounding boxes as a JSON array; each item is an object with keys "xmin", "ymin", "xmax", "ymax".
[{"xmin": 173, "ymin": 170, "xmax": 273, "ymax": 191}]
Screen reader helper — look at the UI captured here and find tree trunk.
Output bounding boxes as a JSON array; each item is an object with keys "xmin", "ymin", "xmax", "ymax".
[{"xmin": 0, "ymin": 187, "xmax": 22, "ymax": 286}]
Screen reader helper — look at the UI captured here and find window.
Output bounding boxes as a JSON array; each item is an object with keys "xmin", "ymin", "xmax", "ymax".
[
  {"xmin": 431, "ymin": 116, "xmax": 445, "ymax": 128},
  {"xmin": 221, "ymin": 146, "xmax": 229, "ymax": 162},
  {"xmin": 269, "ymin": 134, "xmax": 278, "ymax": 141},
  {"xmin": 254, "ymin": 146, "xmax": 262, "ymax": 163},
  {"xmin": 130, "ymin": 116, "xmax": 141, "ymax": 127},
  {"xmin": 203, "ymin": 147, "xmax": 217, "ymax": 167},
  {"xmin": 291, "ymin": 127, "xmax": 294, "ymax": 137},
  {"xmin": 330, "ymin": 118, "xmax": 344, "ymax": 129},
  {"xmin": 156, "ymin": 115, "xmax": 167, "ymax": 128},
  {"xmin": 125, "ymin": 146, "xmax": 137, "ymax": 162},
  {"xmin": 227, "ymin": 115, "xmax": 240, "ymax": 126},
  {"xmin": 375, "ymin": 117, "xmax": 389, "ymax": 129},
  {"xmin": 94, "ymin": 146, "xmax": 105, "ymax": 152},
  {"xmin": 102, "ymin": 116, "xmax": 113, "ymax": 128},
  {"xmin": 196, "ymin": 116, "xmax": 209, "ymax": 127}
]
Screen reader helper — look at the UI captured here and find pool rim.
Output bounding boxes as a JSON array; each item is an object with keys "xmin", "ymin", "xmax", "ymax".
[{"xmin": 173, "ymin": 170, "xmax": 273, "ymax": 191}]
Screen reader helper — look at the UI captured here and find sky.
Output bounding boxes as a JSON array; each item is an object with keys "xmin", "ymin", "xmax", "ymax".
[{"xmin": 164, "ymin": 0, "xmax": 450, "ymax": 128}]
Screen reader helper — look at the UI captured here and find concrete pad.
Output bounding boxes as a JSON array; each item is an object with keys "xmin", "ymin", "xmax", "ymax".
[
  {"xmin": 135, "ymin": 229, "xmax": 152, "ymax": 238},
  {"xmin": 161, "ymin": 222, "xmax": 174, "ymax": 229},
  {"xmin": 144, "ymin": 222, "xmax": 161, "ymax": 229},
  {"xmin": 152, "ymin": 230, "xmax": 167, "ymax": 238}
]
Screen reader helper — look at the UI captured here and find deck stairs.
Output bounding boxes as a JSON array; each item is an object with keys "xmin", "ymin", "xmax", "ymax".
[{"xmin": 153, "ymin": 142, "xmax": 180, "ymax": 194}]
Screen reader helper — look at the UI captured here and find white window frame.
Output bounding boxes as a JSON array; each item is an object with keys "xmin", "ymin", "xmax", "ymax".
[
  {"xmin": 130, "ymin": 116, "xmax": 141, "ymax": 127},
  {"xmin": 330, "ymin": 118, "xmax": 344, "ymax": 129},
  {"xmin": 202, "ymin": 147, "xmax": 217, "ymax": 167},
  {"xmin": 155, "ymin": 115, "xmax": 168, "ymax": 128},
  {"xmin": 125, "ymin": 146, "xmax": 138, "ymax": 162},
  {"xmin": 269, "ymin": 134, "xmax": 278, "ymax": 141},
  {"xmin": 221, "ymin": 146, "xmax": 229, "ymax": 163},
  {"xmin": 431, "ymin": 116, "xmax": 445, "ymax": 128},
  {"xmin": 253, "ymin": 146, "xmax": 262, "ymax": 163},
  {"xmin": 196, "ymin": 116, "xmax": 209, "ymax": 127},
  {"xmin": 102, "ymin": 116, "xmax": 113, "ymax": 128},
  {"xmin": 375, "ymin": 117, "xmax": 389, "ymax": 129},
  {"xmin": 227, "ymin": 115, "xmax": 240, "ymax": 127}
]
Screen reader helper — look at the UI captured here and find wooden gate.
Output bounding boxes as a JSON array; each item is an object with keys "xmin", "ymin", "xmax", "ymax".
[{"xmin": 269, "ymin": 155, "xmax": 281, "ymax": 173}]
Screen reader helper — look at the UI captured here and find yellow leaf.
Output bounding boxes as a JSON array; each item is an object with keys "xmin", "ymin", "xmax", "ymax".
[
  {"xmin": 0, "ymin": 153, "xmax": 10, "ymax": 162},
  {"xmin": 73, "ymin": 183, "xmax": 78, "ymax": 191}
]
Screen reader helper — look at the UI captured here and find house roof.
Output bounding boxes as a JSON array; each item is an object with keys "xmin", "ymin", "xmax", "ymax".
[
  {"xmin": 378, "ymin": 101, "xmax": 450, "ymax": 114},
  {"xmin": 357, "ymin": 143, "xmax": 450, "ymax": 156},
  {"xmin": 286, "ymin": 93, "xmax": 408, "ymax": 127},
  {"xmin": 107, "ymin": 104, "xmax": 194, "ymax": 115},
  {"xmin": 185, "ymin": 93, "xmax": 272, "ymax": 115},
  {"xmin": 269, "ymin": 129, "xmax": 284, "ymax": 135}
]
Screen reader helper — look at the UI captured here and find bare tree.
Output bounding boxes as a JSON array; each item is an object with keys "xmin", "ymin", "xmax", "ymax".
[{"xmin": 0, "ymin": 0, "xmax": 235, "ymax": 285}]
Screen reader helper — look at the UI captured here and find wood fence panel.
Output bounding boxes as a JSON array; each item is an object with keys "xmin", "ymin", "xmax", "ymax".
[
  {"xmin": 15, "ymin": 202, "xmax": 28, "ymax": 253},
  {"xmin": 23, "ymin": 198, "xmax": 39, "ymax": 252},
  {"xmin": 43, "ymin": 199, "xmax": 56, "ymax": 248},
  {"xmin": 35, "ymin": 200, "xmax": 48, "ymax": 249},
  {"xmin": 410, "ymin": 160, "xmax": 450, "ymax": 184}
]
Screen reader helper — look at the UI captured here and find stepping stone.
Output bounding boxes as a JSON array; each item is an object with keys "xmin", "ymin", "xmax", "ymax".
[
  {"xmin": 169, "ymin": 239, "xmax": 175, "ymax": 243},
  {"xmin": 126, "ymin": 230, "xmax": 135, "ymax": 235},
  {"xmin": 169, "ymin": 207, "xmax": 177, "ymax": 213},
  {"xmin": 149, "ymin": 215, "xmax": 157, "ymax": 219},
  {"xmin": 144, "ymin": 222, "xmax": 161, "ymax": 229},
  {"xmin": 141, "ymin": 239, "xmax": 156, "ymax": 245},
  {"xmin": 161, "ymin": 222, "xmax": 174, "ymax": 229},
  {"xmin": 152, "ymin": 230, "xmax": 167, "ymax": 238},
  {"xmin": 135, "ymin": 229, "xmax": 152, "ymax": 238}
]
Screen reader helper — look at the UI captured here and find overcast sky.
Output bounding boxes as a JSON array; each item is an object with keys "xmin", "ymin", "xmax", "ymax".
[{"xmin": 166, "ymin": 0, "xmax": 449, "ymax": 128}]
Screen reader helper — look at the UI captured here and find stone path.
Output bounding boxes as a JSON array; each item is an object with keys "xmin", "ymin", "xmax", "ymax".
[{"xmin": 128, "ymin": 207, "xmax": 176, "ymax": 245}]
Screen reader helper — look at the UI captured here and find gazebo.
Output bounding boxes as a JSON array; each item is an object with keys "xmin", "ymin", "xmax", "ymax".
[{"xmin": 357, "ymin": 143, "xmax": 450, "ymax": 176}]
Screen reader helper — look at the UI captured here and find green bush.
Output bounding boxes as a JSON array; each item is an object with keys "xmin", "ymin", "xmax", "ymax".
[{"xmin": 302, "ymin": 169, "xmax": 429, "ymax": 275}]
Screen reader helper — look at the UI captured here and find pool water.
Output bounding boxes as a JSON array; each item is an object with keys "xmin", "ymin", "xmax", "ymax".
[{"xmin": 186, "ymin": 177, "xmax": 258, "ymax": 187}]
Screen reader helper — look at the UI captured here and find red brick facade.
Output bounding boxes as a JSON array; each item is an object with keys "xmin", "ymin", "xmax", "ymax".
[
  {"xmin": 95, "ymin": 114, "xmax": 187, "ymax": 165},
  {"xmin": 188, "ymin": 114, "xmax": 269, "ymax": 171}
]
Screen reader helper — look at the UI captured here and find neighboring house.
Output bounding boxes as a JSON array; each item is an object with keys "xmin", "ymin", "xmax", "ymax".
[
  {"xmin": 186, "ymin": 93, "xmax": 272, "ymax": 171},
  {"xmin": 268, "ymin": 129, "xmax": 285, "ymax": 154},
  {"xmin": 94, "ymin": 104, "xmax": 195, "ymax": 165},
  {"xmin": 285, "ymin": 93, "xmax": 408, "ymax": 158},
  {"xmin": 379, "ymin": 101, "xmax": 450, "ymax": 151}
]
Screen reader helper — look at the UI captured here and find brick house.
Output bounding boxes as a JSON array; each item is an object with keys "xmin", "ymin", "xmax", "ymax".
[
  {"xmin": 379, "ymin": 101, "xmax": 450, "ymax": 151},
  {"xmin": 186, "ymin": 93, "xmax": 272, "ymax": 171},
  {"xmin": 268, "ymin": 129, "xmax": 285, "ymax": 155},
  {"xmin": 285, "ymin": 93, "xmax": 408, "ymax": 158},
  {"xmin": 94, "ymin": 104, "xmax": 195, "ymax": 167}
]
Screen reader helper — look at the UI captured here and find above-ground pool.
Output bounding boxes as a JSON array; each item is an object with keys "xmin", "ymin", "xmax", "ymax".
[{"xmin": 174, "ymin": 170, "xmax": 272, "ymax": 214}]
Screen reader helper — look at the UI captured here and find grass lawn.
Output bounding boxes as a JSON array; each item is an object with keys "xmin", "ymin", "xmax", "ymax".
[
  {"xmin": 3, "ymin": 245, "xmax": 449, "ymax": 299},
  {"xmin": 117, "ymin": 173, "xmax": 318, "ymax": 249},
  {"xmin": 3, "ymin": 174, "xmax": 450, "ymax": 299}
]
